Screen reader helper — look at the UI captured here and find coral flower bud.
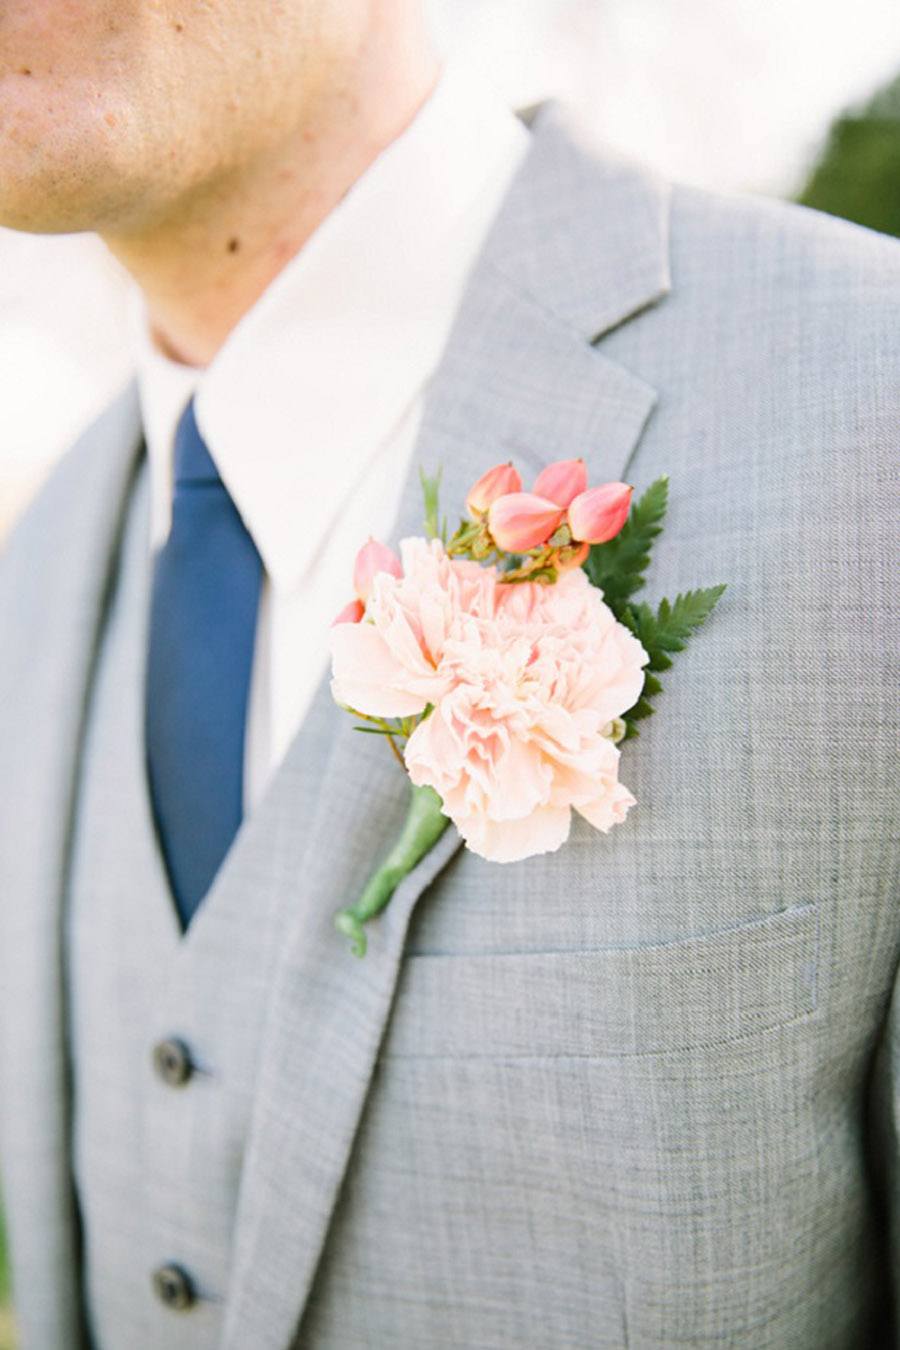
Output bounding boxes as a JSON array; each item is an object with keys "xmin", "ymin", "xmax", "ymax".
[
  {"xmin": 488, "ymin": 493, "xmax": 565, "ymax": 553},
  {"xmin": 466, "ymin": 461, "xmax": 522, "ymax": 517},
  {"xmin": 532, "ymin": 458, "xmax": 588, "ymax": 508},
  {"xmin": 332, "ymin": 598, "xmax": 365, "ymax": 626},
  {"xmin": 567, "ymin": 483, "xmax": 633, "ymax": 544},
  {"xmin": 353, "ymin": 538, "xmax": 402, "ymax": 602}
]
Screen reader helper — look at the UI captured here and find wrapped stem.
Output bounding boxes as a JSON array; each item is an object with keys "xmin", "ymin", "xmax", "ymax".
[{"xmin": 335, "ymin": 784, "xmax": 450, "ymax": 957}]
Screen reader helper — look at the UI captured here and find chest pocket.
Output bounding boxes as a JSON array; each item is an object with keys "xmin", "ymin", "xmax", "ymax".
[{"xmin": 385, "ymin": 903, "xmax": 818, "ymax": 1059}]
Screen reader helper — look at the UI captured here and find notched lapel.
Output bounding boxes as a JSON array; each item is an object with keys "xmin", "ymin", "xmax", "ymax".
[
  {"xmin": 222, "ymin": 106, "xmax": 671, "ymax": 1350},
  {"xmin": 220, "ymin": 707, "xmax": 461, "ymax": 1350}
]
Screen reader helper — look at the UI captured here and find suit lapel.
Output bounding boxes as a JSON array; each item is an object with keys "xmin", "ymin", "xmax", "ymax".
[
  {"xmin": 221, "ymin": 104, "xmax": 670, "ymax": 1349},
  {"xmin": 0, "ymin": 383, "xmax": 143, "ymax": 1348}
]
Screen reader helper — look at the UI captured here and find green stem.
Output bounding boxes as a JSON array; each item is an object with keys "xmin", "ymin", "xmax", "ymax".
[{"xmin": 334, "ymin": 784, "xmax": 450, "ymax": 957}]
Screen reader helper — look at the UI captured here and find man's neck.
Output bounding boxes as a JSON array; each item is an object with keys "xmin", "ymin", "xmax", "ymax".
[{"xmin": 103, "ymin": 40, "xmax": 440, "ymax": 368}]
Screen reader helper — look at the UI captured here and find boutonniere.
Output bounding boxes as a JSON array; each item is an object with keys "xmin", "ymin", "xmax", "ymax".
[{"xmin": 330, "ymin": 459, "xmax": 726, "ymax": 955}]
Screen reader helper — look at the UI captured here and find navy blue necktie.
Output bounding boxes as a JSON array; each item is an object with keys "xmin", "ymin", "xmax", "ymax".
[{"xmin": 146, "ymin": 399, "xmax": 262, "ymax": 929}]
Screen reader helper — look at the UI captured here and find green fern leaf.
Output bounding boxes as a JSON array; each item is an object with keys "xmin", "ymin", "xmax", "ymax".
[
  {"xmin": 622, "ymin": 584, "xmax": 726, "ymax": 735},
  {"xmin": 660, "ymin": 587, "xmax": 727, "ymax": 640},
  {"xmin": 628, "ymin": 697, "xmax": 656, "ymax": 721}
]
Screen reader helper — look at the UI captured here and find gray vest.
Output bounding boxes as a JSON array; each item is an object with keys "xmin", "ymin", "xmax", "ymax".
[{"xmin": 65, "ymin": 465, "xmax": 289, "ymax": 1348}]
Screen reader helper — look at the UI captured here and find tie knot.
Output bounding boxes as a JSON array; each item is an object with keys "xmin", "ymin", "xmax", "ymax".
[{"xmin": 173, "ymin": 397, "xmax": 221, "ymax": 486}]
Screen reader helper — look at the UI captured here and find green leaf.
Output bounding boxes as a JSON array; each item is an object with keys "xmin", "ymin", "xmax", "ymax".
[
  {"xmin": 420, "ymin": 466, "xmax": 443, "ymax": 541},
  {"xmin": 583, "ymin": 476, "xmax": 669, "ymax": 617},
  {"xmin": 661, "ymin": 586, "xmax": 727, "ymax": 638},
  {"xmin": 628, "ymin": 697, "xmax": 655, "ymax": 721},
  {"xmin": 622, "ymin": 584, "xmax": 727, "ymax": 734}
]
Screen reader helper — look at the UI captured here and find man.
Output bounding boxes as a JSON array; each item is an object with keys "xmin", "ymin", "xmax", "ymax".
[{"xmin": 0, "ymin": 2, "xmax": 897, "ymax": 1347}]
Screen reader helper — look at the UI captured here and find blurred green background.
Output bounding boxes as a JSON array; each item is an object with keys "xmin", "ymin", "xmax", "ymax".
[
  {"xmin": 797, "ymin": 69, "xmax": 900, "ymax": 236},
  {"xmin": 0, "ymin": 50, "xmax": 897, "ymax": 1350}
]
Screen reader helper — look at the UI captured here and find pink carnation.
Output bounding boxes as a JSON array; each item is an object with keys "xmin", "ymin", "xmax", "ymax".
[{"xmin": 330, "ymin": 538, "xmax": 648, "ymax": 863}]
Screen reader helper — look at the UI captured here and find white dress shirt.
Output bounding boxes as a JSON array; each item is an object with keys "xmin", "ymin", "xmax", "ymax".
[{"xmin": 136, "ymin": 63, "xmax": 530, "ymax": 810}]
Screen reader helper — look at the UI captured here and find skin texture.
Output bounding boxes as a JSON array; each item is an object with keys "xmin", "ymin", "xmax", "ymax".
[{"xmin": 0, "ymin": 0, "xmax": 438, "ymax": 363}]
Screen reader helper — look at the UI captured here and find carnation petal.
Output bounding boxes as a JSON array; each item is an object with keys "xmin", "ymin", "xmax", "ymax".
[
  {"xmin": 458, "ymin": 804, "xmax": 572, "ymax": 863},
  {"xmin": 587, "ymin": 627, "xmax": 649, "ymax": 726},
  {"xmin": 330, "ymin": 621, "xmax": 429, "ymax": 718},
  {"xmin": 483, "ymin": 737, "xmax": 553, "ymax": 821},
  {"xmin": 576, "ymin": 782, "xmax": 637, "ymax": 833}
]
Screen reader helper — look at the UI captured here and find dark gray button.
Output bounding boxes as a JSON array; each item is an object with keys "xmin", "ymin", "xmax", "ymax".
[
  {"xmin": 152, "ymin": 1037, "xmax": 193, "ymax": 1087},
  {"xmin": 152, "ymin": 1263, "xmax": 195, "ymax": 1311}
]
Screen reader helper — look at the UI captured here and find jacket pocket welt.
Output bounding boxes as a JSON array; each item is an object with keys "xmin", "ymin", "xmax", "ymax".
[{"xmin": 385, "ymin": 904, "xmax": 819, "ymax": 1059}]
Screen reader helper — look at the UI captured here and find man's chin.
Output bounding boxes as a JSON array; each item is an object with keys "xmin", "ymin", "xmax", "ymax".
[
  {"xmin": 0, "ymin": 80, "xmax": 136, "ymax": 234},
  {"xmin": 0, "ymin": 181, "xmax": 104, "ymax": 236},
  {"xmin": 0, "ymin": 144, "xmax": 148, "ymax": 236}
]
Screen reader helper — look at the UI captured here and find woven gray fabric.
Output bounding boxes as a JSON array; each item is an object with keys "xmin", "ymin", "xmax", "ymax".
[
  {"xmin": 0, "ymin": 101, "xmax": 897, "ymax": 1349},
  {"xmin": 65, "ymin": 463, "xmax": 307, "ymax": 1349}
]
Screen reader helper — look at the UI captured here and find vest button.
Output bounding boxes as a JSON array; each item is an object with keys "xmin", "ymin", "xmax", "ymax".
[
  {"xmin": 152, "ymin": 1262, "xmax": 195, "ymax": 1311},
  {"xmin": 152, "ymin": 1037, "xmax": 194, "ymax": 1087}
]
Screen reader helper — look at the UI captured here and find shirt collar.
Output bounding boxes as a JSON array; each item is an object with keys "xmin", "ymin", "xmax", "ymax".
[{"xmin": 136, "ymin": 62, "xmax": 531, "ymax": 591}]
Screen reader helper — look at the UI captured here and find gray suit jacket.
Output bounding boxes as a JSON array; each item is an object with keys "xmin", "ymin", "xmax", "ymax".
[{"xmin": 1, "ymin": 101, "xmax": 898, "ymax": 1348}]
